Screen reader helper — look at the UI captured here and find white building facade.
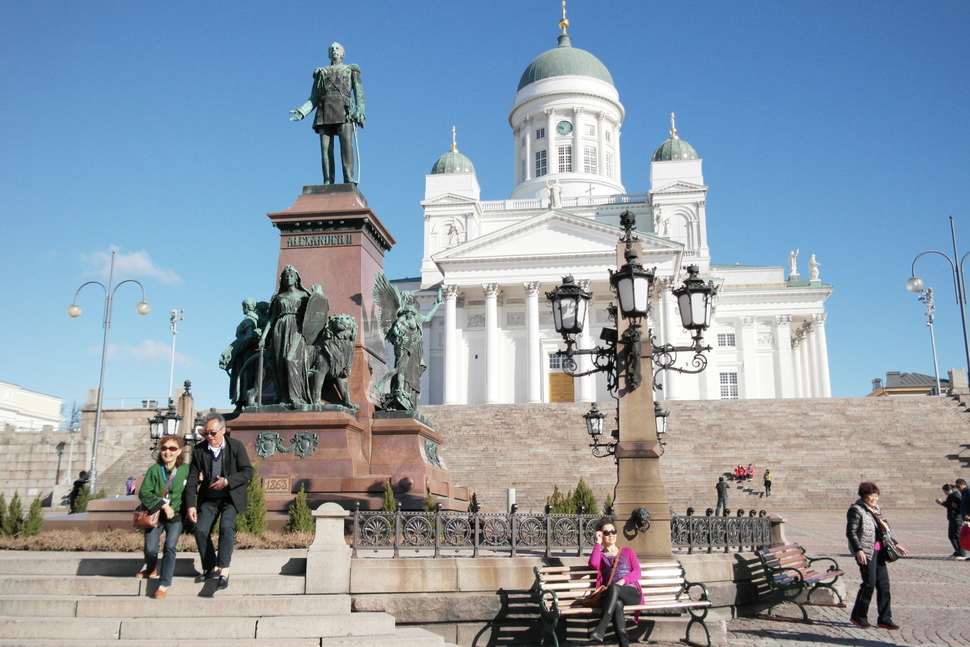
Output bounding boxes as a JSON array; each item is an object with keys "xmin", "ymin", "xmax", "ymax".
[{"xmin": 408, "ymin": 20, "xmax": 832, "ymax": 406}]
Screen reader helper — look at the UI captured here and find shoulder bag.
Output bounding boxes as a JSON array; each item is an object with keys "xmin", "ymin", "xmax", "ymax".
[
  {"xmin": 868, "ymin": 508, "xmax": 901, "ymax": 563},
  {"xmin": 582, "ymin": 548, "xmax": 622, "ymax": 608},
  {"xmin": 133, "ymin": 466, "xmax": 177, "ymax": 530}
]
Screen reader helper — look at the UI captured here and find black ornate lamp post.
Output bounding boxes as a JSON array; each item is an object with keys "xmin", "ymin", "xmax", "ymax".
[
  {"xmin": 67, "ymin": 250, "xmax": 150, "ymax": 493},
  {"xmin": 547, "ymin": 210, "xmax": 717, "ymax": 556},
  {"xmin": 148, "ymin": 402, "xmax": 181, "ymax": 451}
]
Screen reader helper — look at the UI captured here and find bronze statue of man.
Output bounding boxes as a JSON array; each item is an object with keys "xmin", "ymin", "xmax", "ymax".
[{"xmin": 290, "ymin": 42, "xmax": 365, "ymax": 184}]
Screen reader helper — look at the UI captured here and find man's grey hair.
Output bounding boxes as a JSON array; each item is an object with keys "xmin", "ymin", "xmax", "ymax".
[{"xmin": 203, "ymin": 411, "xmax": 226, "ymax": 429}]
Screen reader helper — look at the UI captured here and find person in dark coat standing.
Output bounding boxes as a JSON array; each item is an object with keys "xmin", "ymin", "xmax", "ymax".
[{"xmin": 185, "ymin": 412, "xmax": 253, "ymax": 590}]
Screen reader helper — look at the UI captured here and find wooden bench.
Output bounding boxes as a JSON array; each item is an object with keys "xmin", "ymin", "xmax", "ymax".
[
  {"xmin": 534, "ymin": 561, "xmax": 713, "ymax": 647},
  {"xmin": 755, "ymin": 543, "xmax": 845, "ymax": 622}
]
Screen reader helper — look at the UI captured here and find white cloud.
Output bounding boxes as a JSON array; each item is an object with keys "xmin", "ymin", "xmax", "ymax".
[
  {"xmin": 81, "ymin": 246, "xmax": 182, "ymax": 285},
  {"xmin": 106, "ymin": 340, "xmax": 200, "ymax": 368}
]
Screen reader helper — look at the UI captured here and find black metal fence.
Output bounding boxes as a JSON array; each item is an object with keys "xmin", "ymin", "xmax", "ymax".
[{"xmin": 350, "ymin": 505, "xmax": 771, "ymax": 558}]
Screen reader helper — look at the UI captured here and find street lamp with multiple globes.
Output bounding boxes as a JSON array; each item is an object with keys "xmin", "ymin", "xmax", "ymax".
[
  {"xmin": 67, "ymin": 251, "xmax": 150, "ymax": 493},
  {"xmin": 148, "ymin": 402, "xmax": 181, "ymax": 452},
  {"xmin": 546, "ymin": 209, "xmax": 717, "ymax": 556},
  {"xmin": 907, "ymin": 216, "xmax": 970, "ymax": 374}
]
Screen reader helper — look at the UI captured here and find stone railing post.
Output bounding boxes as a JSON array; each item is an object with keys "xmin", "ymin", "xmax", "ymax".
[
  {"xmin": 305, "ymin": 502, "xmax": 351, "ymax": 594},
  {"xmin": 769, "ymin": 514, "xmax": 788, "ymax": 547}
]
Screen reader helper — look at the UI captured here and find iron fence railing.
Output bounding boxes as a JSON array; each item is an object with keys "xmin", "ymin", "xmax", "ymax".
[
  {"xmin": 350, "ymin": 504, "xmax": 772, "ymax": 558},
  {"xmin": 670, "ymin": 508, "xmax": 772, "ymax": 554}
]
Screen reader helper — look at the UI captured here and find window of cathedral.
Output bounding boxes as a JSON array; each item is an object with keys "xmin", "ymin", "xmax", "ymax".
[
  {"xmin": 719, "ymin": 373, "xmax": 739, "ymax": 399},
  {"xmin": 535, "ymin": 150, "xmax": 547, "ymax": 177},
  {"xmin": 536, "ymin": 127, "xmax": 546, "ymax": 140},
  {"xmin": 521, "ymin": 136, "xmax": 526, "ymax": 149},
  {"xmin": 558, "ymin": 146, "xmax": 572, "ymax": 173},
  {"xmin": 605, "ymin": 130, "xmax": 612, "ymax": 142},
  {"xmin": 521, "ymin": 158, "xmax": 526, "ymax": 182},
  {"xmin": 606, "ymin": 152, "xmax": 613, "ymax": 178},
  {"xmin": 549, "ymin": 353, "xmax": 563, "ymax": 370},
  {"xmin": 585, "ymin": 124, "xmax": 595, "ymax": 136},
  {"xmin": 584, "ymin": 146, "xmax": 597, "ymax": 174},
  {"xmin": 717, "ymin": 333, "xmax": 736, "ymax": 347}
]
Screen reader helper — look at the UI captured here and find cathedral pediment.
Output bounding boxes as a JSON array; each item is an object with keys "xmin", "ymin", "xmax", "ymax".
[
  {"xmin": 433, "ymin": 210, "xmax": 681, "ymax": 266},
  {"xmin": 421, "ymin": 193, "xmax": 480, "ymax": 207},
  {"xmin": 650, "ymin": 181, "xmax": 708, "ymax": 195}
]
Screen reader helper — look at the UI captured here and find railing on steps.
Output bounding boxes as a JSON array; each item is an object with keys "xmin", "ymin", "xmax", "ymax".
[{"xmin": 351, "ymin": 503, "xmax": 771, "ymax": 558}]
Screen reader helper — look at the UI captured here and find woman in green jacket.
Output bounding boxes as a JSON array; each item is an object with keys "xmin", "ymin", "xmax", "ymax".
[{"xmin": 137, "ymin": 435, "xmax": 190, "ymax": 598}]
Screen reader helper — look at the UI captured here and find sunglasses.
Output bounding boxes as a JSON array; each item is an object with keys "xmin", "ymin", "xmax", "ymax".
[
  {"xmin": 159, "ymin": 447, "xmax": 180, "ymax": 452},
  {"xmin": 201, "ymin": 430, "xmax": 221, "ymax": 437},
  {"xmin": 602, "ymin": 529, "xmax": 617, "ymax": 536}
]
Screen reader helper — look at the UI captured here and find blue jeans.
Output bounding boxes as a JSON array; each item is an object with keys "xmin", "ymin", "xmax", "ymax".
[
  {"xmin": 715, "ymin": 496, "xmax": 728, "ymax": 516},
  {"xmin": 143, "ymin": 515, "xmax": 182, "ymax": 587},
  {"xmin": 194, "ymin": 498, "xmax": 239, "ymax": 572}
]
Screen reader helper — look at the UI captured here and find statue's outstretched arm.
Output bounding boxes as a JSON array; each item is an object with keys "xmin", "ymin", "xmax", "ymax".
[{"xmin": 290, "ymin": 100, "xmax": 313, "ymax": 121}]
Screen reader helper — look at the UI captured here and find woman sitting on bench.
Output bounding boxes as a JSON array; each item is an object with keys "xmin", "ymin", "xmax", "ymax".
[{"xmin": 588, "ymin": 517, "xmax": 644, "ymax": 646}]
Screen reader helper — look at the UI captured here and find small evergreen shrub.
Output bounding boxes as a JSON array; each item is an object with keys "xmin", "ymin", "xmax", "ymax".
[
  {"xmin": 237, "ymin": 460, "xmax": 267, "ymax": 535},
  {"xmin": 22, "ymin": 494, "xmax": 44, "ymax": 536},
  {"xmin": 286, "ymin": 483, "xmax": 314, "ymax": 534},
  {"xmin": 4, "ymin": 493, "xmax": 23, "ymax": 536}
]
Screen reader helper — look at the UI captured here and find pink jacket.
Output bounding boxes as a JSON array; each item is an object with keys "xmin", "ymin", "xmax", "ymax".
[{"xmin": 588, "ymin": 543, "xmax": 645, "ymax": 621}]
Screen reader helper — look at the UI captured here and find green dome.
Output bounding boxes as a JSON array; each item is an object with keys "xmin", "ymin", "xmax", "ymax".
[
  {"xmin": 652, "ymin": 136, "xmax": 698, "ymax": 162},
  {"xmin": 431, "ymin": 149, "xmax": 475, "ymax": 174},
  {"xmin": 517, "ymin": 34, "xmax": 614, "ymax": 91}
]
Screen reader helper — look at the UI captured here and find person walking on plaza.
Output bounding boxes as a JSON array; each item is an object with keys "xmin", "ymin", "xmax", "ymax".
[
  {"xmin": 715, "ymin": 477, "xmax": 729, "ymax": 515},
  {"xmin": 137, "ymin": 436, "xmax": 189, "ymax": 598},
  {"xmin": 846, "ymin": 481, "xmax": 908, "ymax": 630},
  {"xmin": 957, "ymin": 479, "xmax": 970, "ymax": 559},
  {"xmin": 125, "ymin": 476, "xmax": 137, "ymax": 495},
  {"xmin": 936, "ymin": 483, "xmax": 964, "ymax": 558},
  {"xmin": 763, "ymin": 469, "xmax": 772, "ymax": 497},
  {"xmin": 185, "ymin": 412, "xmax": 253, "ymax": 591}
]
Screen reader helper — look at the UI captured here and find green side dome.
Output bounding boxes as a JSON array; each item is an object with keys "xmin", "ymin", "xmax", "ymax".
[
  {"xmin": 652, "ymin": 136, "xmax": 698, "ymax": 162},
  {"xmin": 517, "ymin": 34, "xmax": 614, "ymax": 91},
  {"xmin": 431, "ymin": 149, "xmax": 475, "ymax": 174}
]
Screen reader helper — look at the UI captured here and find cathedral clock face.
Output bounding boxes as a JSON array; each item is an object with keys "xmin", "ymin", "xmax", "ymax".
[{"xmin": 556, "ymin": 120, "xmax": 573, "ymax": 135}]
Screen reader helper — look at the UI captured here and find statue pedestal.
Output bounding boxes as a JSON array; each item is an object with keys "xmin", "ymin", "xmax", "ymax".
[{"xmin": 239, "ymin": 186, "xmax": 468, "ymax": 512}]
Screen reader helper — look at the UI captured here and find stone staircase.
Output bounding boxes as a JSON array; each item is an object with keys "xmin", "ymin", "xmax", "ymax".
[
  {"xmin": 95, "ymin": 442, "xmax": 155, "ymax": 498},
  {"xmin": 0, "ymin": 550, "xmax": 457, "ymax": 647},
  {"xmin": 426, "ymin": 395, "xmax": 970, "ymax": 514}
]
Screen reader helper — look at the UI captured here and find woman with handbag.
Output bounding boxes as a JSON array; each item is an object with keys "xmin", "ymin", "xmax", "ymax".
[
  {"xmin": 587, "ymin": 517, "xmax": 644, "ymax": 646},
  {"xmin": 136, "ymin": 435, "xmax": 189, "ymax": 599},
  {"xmin": 845, "ymin": 481, "xmax": 909, "ymax": 630}
]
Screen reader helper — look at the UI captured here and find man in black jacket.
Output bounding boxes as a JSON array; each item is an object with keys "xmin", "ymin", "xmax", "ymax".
[{"xmin": 185, "ymin": 412, "xmax": 253, "ymax": 589}]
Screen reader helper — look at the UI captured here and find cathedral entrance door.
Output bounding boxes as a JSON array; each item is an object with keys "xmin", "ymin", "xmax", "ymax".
[{"xmin": 548, "ymin": 372, "xmax": 574, "ymax": 403}]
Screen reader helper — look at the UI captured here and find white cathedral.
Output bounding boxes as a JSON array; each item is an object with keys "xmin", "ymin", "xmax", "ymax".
[{"xmin": 399, "ymin": 16, "xmax": 832, "ymax": 406}]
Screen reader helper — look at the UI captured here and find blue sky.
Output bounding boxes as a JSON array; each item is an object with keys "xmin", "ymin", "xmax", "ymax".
[{"xmin": 2, "ymin": 1, "xmax": 968, "ymax": 418}]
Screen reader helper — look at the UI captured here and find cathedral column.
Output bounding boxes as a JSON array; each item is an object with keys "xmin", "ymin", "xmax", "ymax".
[
  {"xmin": 596, "ymin": 112, "xmax": 606, "ymax": 180},
  {"xmin": 660, "ymin": 279, "xmax": 680, "ymax": 400},
  {"xmin": 812, "ymin": 313, "xmax": 832, "ymax": 397},
  {"xmin": 803, "ymin": 321, "xmax": 818, "ymax": 397},
  {"xmin": 572, "ymin": 107, "xmax": 584, "ymax": 174},
  {"xmin": 792, "ymin": 338, "xmax": 804, "ymax": 398},
  {"xmin": 523, "ymin": 117, "xmax": 532, "ymax": 182},
  {"xmin": 739, "ymin": 316, "xmax": 758, "ymax": 399},
  {"xmin": 524, "ymin": 281, "xmax": 542, "ymax": 403},
  {"xmin": 483, "ymin": 283, "xmax": 501, "ymax": 404},
  {"xmin": 773, "ymin": 315, "xmax": 795, "ymax": 398},
  {"xmin": 442, "ymin": 285, "xmax": 460, "ymax": 405},
  {"xmin": 615, "ymin": 128, "xmax": 622, "ymax": 183},
  {"xmin": 544, "ymin": 108, "xmax": 556, "ymax": 164}
]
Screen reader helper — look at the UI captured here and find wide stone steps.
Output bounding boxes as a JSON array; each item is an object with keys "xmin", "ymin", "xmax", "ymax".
[
  {"xmin": 0, "ymin": 552, "xmax": 456, "ymax": 647},
  {"xmin": 428, "ymin": 396, "xmax": 970, "ymax": 513}
]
